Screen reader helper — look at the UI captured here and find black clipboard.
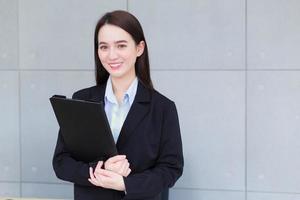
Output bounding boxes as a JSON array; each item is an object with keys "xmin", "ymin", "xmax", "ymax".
[{"xmin": 50, "ymin": 95, "xmax": 118, "ymax": 162}]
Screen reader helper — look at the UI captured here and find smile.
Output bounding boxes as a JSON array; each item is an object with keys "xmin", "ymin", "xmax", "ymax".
[{"xmin": 109, "ymin": 63, "xmax": 122, "ymax": 69}]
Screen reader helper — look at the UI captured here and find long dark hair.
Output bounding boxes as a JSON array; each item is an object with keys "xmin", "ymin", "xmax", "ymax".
[{"xmin": 94, "ymin": 10, "xmax": 153, "ymax": 90}]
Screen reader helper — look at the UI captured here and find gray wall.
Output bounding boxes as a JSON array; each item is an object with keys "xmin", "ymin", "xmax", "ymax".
[{"xmin": 1, "ymin": 0, "xmax": 300, "ymax": 199}]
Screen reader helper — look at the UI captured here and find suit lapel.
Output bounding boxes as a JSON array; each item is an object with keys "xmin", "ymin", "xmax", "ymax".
[
  {"xmin": 89, "ymin": 84, "xmax": 106, "ymax": 103},
  {"xmin": 116, "ymin": 82, "xmax": 151, "ymax": 148},
  {"xmin": 89, "ymin": 81, "xmax": 152, "ymax": 149}
]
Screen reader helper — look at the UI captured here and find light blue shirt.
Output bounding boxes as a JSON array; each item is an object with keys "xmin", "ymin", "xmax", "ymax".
[{"xmin": 104, "ymin": 76, "xmax": 138, "ymax": 143}]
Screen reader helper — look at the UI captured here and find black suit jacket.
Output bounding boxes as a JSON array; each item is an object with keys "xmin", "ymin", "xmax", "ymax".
[{"xmin": 52, "ymin": 81, "xmax": 184, "ymax": 200}]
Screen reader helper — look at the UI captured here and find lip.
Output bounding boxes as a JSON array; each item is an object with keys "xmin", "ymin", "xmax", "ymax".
[{"xmin": 108, "ymin": 62, "xmax": 122, "ymax": 70}]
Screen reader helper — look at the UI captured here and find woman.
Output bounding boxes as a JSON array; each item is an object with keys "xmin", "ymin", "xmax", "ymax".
[{"xmin": 53, "ymin": 10, "xmax": 183, "ymax": 200}]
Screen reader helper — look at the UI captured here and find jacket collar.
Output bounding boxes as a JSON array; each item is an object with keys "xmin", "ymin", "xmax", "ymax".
[
  {"xmin": 90, "ymin": 80, "xmax": 151, "ymax": 104},
  {"xmin": 90, "ymin": 80, "xmax": 152, "ymax": 148}
]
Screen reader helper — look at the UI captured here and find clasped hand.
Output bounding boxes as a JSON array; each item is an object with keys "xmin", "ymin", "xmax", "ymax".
[{"xmin": 88, "ymin": 155, "xmax": 131, "ymax": 191}]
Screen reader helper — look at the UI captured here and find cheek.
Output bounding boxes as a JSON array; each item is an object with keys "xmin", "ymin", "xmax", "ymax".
[
  {"xmin": 98, "ymin": 51, "xmax": 106, "ymax": 62},
  {"xmin": 122, "ymin": 50, "xmax": 138, "ymax": 63},
  {"xmin": 129, "ymin": 54, "xmax": 138, "ymax": 65}
]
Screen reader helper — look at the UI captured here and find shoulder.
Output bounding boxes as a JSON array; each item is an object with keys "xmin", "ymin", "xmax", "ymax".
[
  {"xmin": 150, "ymin": 89, "xmax": 180, "ymax": 124},
  {"xmin": 151, "ymin": 89, "xmax": 176, "ymax": 110}
]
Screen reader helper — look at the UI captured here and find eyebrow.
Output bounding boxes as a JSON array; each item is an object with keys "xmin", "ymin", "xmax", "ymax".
[{"xmin": 98, "ymin": 40, "xmax": 128, "ymax": 45}]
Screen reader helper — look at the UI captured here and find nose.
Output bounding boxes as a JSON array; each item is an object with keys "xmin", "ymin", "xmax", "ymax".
[{"xmin": 108, "ymin": 47, "xmax": 118, "ymax": 60}]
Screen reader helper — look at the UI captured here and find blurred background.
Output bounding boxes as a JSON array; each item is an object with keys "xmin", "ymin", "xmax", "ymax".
[{"xmin": 1, "ymin": 0, "xmax": 300, "ymax": 199}]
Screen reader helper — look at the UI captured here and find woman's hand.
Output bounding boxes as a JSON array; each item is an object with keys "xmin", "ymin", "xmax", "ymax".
[
  {"xmin": 88, "ymin": 162, "xmax": 126, "ymax": 191},
  {"xmin": 103, "ymin": 155, "xmax": 131, "ymax": 177}
]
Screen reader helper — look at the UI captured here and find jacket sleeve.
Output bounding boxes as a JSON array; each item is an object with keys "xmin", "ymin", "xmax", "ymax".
[
  {"xmin": 123, "ymin": 102, "xmax": 184, "ymax": 199},
  {"xmin": 52, "ymin": 129, "xmax": 98, "ymax": 186},
  {"xmin": 52, "ymin": 90, "xmax": 97, "ymax": 186}
]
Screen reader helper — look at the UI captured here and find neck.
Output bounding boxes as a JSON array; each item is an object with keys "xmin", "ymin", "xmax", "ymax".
[{"xmin": 111, "ymin": 75, "xmax": 136, "ymax": 99}]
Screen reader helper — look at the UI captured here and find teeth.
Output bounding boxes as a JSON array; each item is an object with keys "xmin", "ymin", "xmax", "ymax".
[{"xmin": 110, "ymin": 63, "xmax": 121, "ymax": 68}]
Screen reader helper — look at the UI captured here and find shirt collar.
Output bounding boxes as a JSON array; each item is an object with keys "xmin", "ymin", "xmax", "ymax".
[{"xmin": 104, "ymin": 76, "xmax": 138, "ymax": 106}]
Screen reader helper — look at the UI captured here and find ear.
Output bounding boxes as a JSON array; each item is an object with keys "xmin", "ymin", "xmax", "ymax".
[{"xmin": 136, "ymin": 41, "xmax": 145, "ymax": 57}]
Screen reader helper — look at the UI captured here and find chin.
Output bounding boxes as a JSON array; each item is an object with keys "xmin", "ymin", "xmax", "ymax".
[{"xmin": 109, "ymin": 73, "xmax": 124, "ymax": 79}]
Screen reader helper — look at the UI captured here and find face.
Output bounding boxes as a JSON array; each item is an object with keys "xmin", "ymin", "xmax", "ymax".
[{"xmin": 97, "ymin": 24, "xmax": 144, "ymax": 81}]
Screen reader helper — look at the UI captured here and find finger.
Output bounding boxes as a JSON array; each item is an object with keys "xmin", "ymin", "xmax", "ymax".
[
  {"xmin": 88, "ymin": 178, "xmax": 93, "ymax": 184},
  {"xmin": 114, "ymin": 159, "xmax": 128, "ymax": 170},
  {"xmin": 107, "ymin": 155, "xmax": 126, "ymax": 164},
  {"xmin": 88, "ymin": 178, "xmax": 98, "ymax": 186},
  {"xmin": 120, "ymin": 161, "xmax": 130, "ymax": 174},
  {"xmin": 122, "ymin": 159, "xmax": 129, "ymax": 167},
  {"xmin": 98, "ymin": 168, "xmax": 116, "ymax": 177},
  {"xmin": 90, "ymin": 167, "xmax": 102, "ymax": 185},
  {"xmin": 107, "ymin": 158, "xmax": 129, "ymax": 172},
  {"xmin": 105, "ymin": 156, "xmax": 126, "ymax": 171},
  {"xmin": 97, "ymin": 171, "xmax": 121, "ymax": 186},
  {"xmin": 89, "ymin": 167, "xmax": 96, "ymax": 179},
  {"xmin": 89, "ymin": 167, "xmax": 100, "ymax": 186},
  {"xmin": 94, "ymin": 173, "xmax": 112, "ymax": 188},
  {"xmin": 124, "ymin": 168, "xmax": 131, "ymax": 177},
  {"xmin": 95, "ymin": 161, "xmax": 103, "ymax": 171}
]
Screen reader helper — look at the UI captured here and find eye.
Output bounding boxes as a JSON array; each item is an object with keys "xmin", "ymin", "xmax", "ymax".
[
  {"xmin": 117, "ymin": 44, "xmax": 127, "ymax": 49},
  {"xmin": 99, "ymin": 45, "xmax": 108, "ymax": 50}
]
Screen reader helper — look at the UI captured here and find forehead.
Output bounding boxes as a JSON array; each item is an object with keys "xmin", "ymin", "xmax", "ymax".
[{"xmin": 98, "ymin": 24, "xmax": 132, "ymax": 43}]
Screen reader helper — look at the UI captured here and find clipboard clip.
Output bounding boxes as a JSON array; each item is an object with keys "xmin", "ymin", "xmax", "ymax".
[{"xmin": 51, "ymin": 95, "xmax": 66, "ymax": 99}]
